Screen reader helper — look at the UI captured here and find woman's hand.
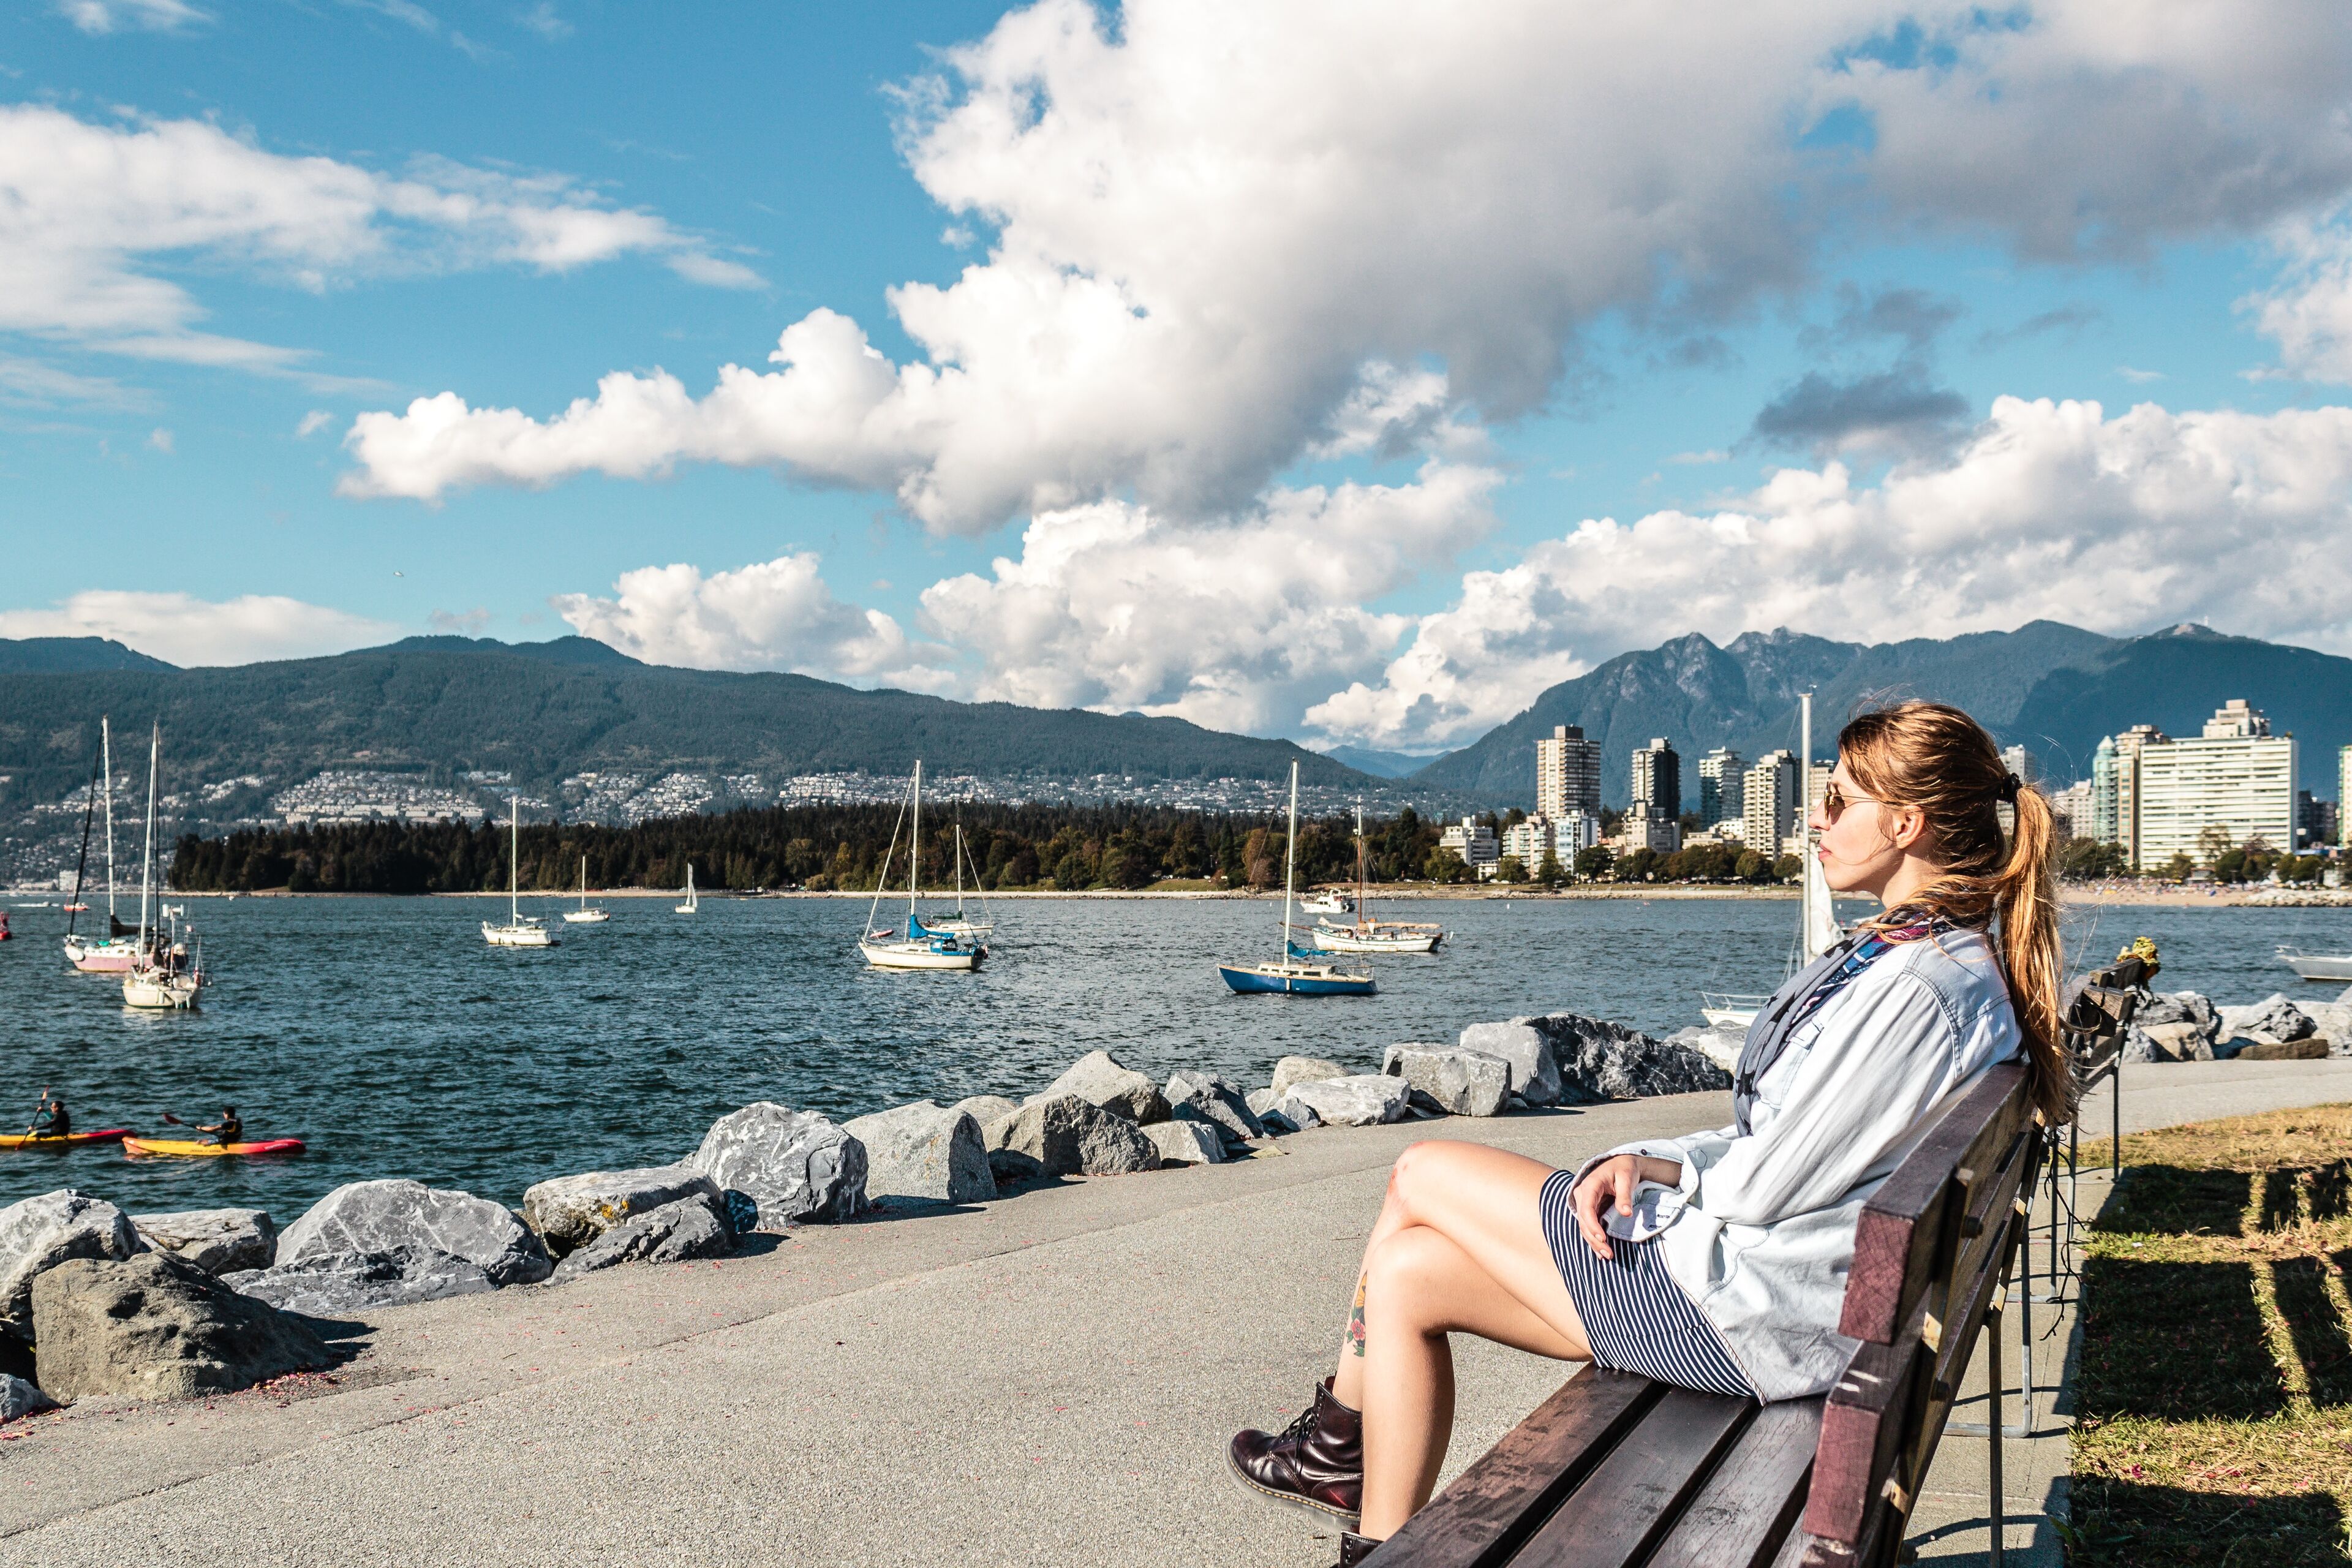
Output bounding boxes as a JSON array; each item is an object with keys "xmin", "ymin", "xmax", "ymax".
[{"xmin": 1573, "ymin": 1155, "xmax": 1684, "ymax": 1260}]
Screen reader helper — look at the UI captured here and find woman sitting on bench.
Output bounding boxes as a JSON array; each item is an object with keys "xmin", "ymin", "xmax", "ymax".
[{"xmin": 1228, "ymin": 700, "xmax": 2066, "ymax": 1566}]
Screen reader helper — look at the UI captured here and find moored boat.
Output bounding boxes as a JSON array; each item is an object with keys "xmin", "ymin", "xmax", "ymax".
[
  {"xmin": 482, "ymin": 795, "xmax": 557, "ymax": 948},
  {"xmin": 562, "ymin": 856, "xmax": 611, "ymax": 923},
  {"xmin": 122, "ymin": 722, "xmax": 205, "ymax": 1010},
  {"xmin": 2278, "ymin": 944, "xmax": 2352, "ymax": 981},
  {"xmin": 1218, "ymin": 763, "xmax": 1375, "ymax": 997},
  {"xmin": 861, "ymin": 762, "xmax": 983, "ymax": 971}
]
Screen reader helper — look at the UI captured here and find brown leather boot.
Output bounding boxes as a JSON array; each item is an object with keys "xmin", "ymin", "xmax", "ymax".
[
  {"xmin": 1227, "ymin": 1376, "xmax": 1363, "ymax": 1521},
  {"xmin": 1335, "ymin": 1531, "xmax": 1379, "ymax": 1566}
]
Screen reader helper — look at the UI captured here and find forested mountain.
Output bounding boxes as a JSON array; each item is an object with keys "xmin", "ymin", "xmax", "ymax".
[
  {"xmin": 1412, "ymin": 622, "xmax": 2352, "ymax": 805},
  {"xmin": 0, "ymin": 635, "xmax": 1369, "ymax": 810},
  {"xmin": 0, "ymin": 636, "xmax": 175, "ymax": 674}
]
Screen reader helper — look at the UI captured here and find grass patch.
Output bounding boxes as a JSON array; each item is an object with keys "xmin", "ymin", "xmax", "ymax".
[{"xmin": 2068, "ymin": 1104, "xmax": 2352, "ymax": 1566}]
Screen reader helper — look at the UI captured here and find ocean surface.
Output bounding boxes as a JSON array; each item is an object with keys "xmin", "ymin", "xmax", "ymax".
[{"xmin": 5, "ymin": 891, "xmax": 2347, "ymax": 1219}]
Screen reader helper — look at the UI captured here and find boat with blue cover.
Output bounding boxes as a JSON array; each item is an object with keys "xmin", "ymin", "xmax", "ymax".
[
  {"xmin": 861, "ymin": 761, "xmax": 983, "ymax": 972},
  {"xmin": 1217, "ymin": 761, "xmax": 1374, "ymax": 998}
]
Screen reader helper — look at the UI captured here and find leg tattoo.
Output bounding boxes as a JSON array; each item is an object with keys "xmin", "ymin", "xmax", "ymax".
[{"xmin": 1345, "ymin": 1271, "xmax": 1368, "ymax": 1357}]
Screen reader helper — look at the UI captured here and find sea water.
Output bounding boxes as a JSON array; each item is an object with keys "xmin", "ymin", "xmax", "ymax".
[{"xmin": 4, "ymin": 892, "xmax": 2345, "ymax": 1217}]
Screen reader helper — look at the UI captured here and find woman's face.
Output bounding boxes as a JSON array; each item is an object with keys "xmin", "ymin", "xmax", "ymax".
[{"xmin": 1807, "ymin": 755, "xmax": 1919, "ymax": 899}]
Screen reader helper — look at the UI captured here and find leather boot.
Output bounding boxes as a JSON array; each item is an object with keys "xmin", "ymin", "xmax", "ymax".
[
  {"xmin": 1335, "ymin": 1531, "xmax": 1380, "ymax": 1566},
  {"xmin": 1227, "ymin": 1376, "xmax": 1363, "ymax": 1521}
]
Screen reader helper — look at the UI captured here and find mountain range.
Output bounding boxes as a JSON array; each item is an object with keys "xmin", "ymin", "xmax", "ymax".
[{"xmin": 1411, "ymin": 621, "xmax": 2352, "ymax": 805}]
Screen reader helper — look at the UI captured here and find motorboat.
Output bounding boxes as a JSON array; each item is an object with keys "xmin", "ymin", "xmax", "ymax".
[
  {"xmin": 482, "ymin": 796, "xmax": 557, "ymax": 948},
  {"xmin": 1299, "ymin": 890, "xmax": 1352, "ymax": 916},
  {"xmin": 562, "ymin": 856, "xmax": 611, "ymax": 924},
  {"xmin": 861, "ymin": 761, "xmax": 982, "ymax": 971},
  {"xmin": 2278, "ymin": 944, "xmax": 2352, "ymax": 982},
  {"xmin": 1218, "ymin": 763, "xmax": 1375, "ymax": 997}
]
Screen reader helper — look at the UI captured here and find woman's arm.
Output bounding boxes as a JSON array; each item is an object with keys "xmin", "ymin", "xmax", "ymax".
[{"xmin": 1572, "ymin": 1153, "xmax": 1683, "ymax": 1259}]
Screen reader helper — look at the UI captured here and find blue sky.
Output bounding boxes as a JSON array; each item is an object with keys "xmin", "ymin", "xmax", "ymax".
[{"xmin": 6, "ymin": 2, "xmax": 2352, "ymax": 756}]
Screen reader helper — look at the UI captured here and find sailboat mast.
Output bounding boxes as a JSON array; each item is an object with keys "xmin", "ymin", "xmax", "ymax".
[
  {"xmin": 102, "ymin": 715, "xmax": 116, "ymax": 922},
  {"xmin": 1799, "ymin": 693, "xmax": 1813, "ymax": 951},
  {"xmin": 1280, "ymin": 761, "xmax": 1298, "ymax": 963},
  {"xmin": 510, "ymin": 794, "xmax": 521, "ymax": 922},
  {"xmin": 137, "ymin": 722, "xmax": 157, "ymax": 957},
  {"xmin": 67, "ymin": 748, "xmax": 97, "ymax": 938},
  {"xmin": 954, "ymin": 821, "xmax": 964, "ymax": 916},
  {"xmin": 909, "ymin": 760, "xmax": 922, "ymax": 910},
  {"xmin": 579, "ymin": 854, "xmax": 587, "ymax": 908},
  {"xmin": 1355, "ymin": 799, "xmax": 1368, "ymax": 932}
]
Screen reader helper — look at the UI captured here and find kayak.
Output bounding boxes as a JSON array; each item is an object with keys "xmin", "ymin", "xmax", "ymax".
[
  {"xmin": 0, "ymin": 1128, "xmax": 130, "ymax": 1150},
  {"xmin": 121, "ymin": 1137, "xmax": 305, "ymax": 1158}
]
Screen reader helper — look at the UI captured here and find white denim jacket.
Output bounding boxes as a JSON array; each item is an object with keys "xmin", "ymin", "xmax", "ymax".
[{"xmin": 1580, "ymin": 925, "xmax": 2021, "ymax": 1403}]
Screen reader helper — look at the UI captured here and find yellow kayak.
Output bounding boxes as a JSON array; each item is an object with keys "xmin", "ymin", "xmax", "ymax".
[
  {"xmin": 121, "ymin": 1136, "xmax": 304, "ymax": 1158},
  {"xmin": 0, "ymin": 1128, "xmax": 128, "ymax": 1150}
]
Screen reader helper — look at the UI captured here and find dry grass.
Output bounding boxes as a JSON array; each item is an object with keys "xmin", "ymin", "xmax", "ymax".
[{"xmin": 2067, "ymin": 1104, "xmax": 2352, "ymax": 1566}]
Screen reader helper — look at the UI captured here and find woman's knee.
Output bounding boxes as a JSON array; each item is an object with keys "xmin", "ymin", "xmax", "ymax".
[
  {"xmin": 1385, "ymin": 1139, "xmax": 1464, "ymax": 1217},
  {"xmin": 1363, "ymin": 1224, "xmax": 1463, "ymax": 1329}
]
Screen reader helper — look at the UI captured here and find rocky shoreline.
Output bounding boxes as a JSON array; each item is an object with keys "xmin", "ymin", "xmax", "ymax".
[{"xmin": 0, "ymin": 1010, "xmax": 1728, "ymax": 1422}]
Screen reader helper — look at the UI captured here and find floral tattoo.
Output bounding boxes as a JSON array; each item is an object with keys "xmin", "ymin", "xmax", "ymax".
[{"xmin": 1345, "ymin": 1271, "xmax": 1368, "ymax": 1357}]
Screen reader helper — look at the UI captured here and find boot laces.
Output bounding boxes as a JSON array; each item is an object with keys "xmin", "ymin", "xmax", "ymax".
[{"xmin": 1276, "ymin": 1402, "xmax": 1322, "ymax": 1445}]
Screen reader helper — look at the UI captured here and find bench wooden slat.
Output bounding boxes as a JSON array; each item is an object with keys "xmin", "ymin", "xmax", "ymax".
[
  {"xmin": 1838, "ymin": 1063, "xmax": 2032, "ymax": 1346},
  {"xmin": 1642, "ymin": 1398, "xmax": 1823, "ymax": 1568},
  {"xmin": 1509, "ymin": 1388, "xmax": 1754, "ymax": 1568},
  {"xmin": 1364, "ymin": 1370, "xmax": 1663, "ymax": 1568}
]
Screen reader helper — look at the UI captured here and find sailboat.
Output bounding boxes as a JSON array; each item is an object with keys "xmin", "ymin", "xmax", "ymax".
[
  {"xmin": 123, "ymin": 722, "xmax": 202, "ymax": 1009},
  {"xmin": 481, "ymin": 796, "xmax": 556, "ymax": 948},
  {"xmin": 1310, "ymin": 801, "xmax": 1444, "ymax": 955},
  {"xmin": 64, "ymin": 717, "xmax": 145, "ymax": 973},
  {"xmin": 676, "ymin": 864, "xmax": 699, "ymax": 916},
  {"xmin": 1700, "ymin": 692, "xmax": 1843, "ymax": 1028},
  {"xmin": 924, "ymin": 821, "xmax": 995, "ymax": 944},
  {"xmin": 562, "ymin": 856, "xmax": 610, "ymax": 923},
  {"xmin": 861, "ymin": 761, "xmax": 982, "ymax": 971},
  {"xmin": 1218, "ymin": 763, "xmax": 1376, "ymax": 996}
]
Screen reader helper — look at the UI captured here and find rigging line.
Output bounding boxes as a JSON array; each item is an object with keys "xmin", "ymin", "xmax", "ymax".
[{"xmin": 862, "ymin": 777, "xmax": 912, "ymax": 940}]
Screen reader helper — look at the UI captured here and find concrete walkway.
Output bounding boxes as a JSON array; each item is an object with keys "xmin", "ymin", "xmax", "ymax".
[{"xmin": 4, "ymin": 1058, "xmax": 2346, "ymax": 1567}]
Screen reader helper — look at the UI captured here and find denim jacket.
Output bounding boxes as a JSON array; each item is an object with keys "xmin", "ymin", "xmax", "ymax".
[{"xmin": 1578, "ymin": 925, "xmax": 2021, "ymax": 1403}]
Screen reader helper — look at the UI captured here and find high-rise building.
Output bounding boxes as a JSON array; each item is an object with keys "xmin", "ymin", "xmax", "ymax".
[
  {"xmin": 1536, "ymin": 725, "xmax": 1603, "ymax": 820},
  {"xmin": 1631, "ymin": 737, "xmax": 1681, "ymax": 822},
  {"xmin": 2297, "ymin": 791, "xmax": 2337, "ymax": 851},
  {"xmin": 2342, "ymin": 746, "xmax": 2352, "ymax": 849},
  {"xmin": 2049, "ymin": 779, "xmax": 2094, "ymax": 843},
  {"xmin": 2110, "ymin": 724, "xmax": 2167, "ymax": 866},
  {"xmin": 2129, "ymin": 701, "xmax": 2295, "ymax": 870},
  {"xmin": 1997, "ymin": 744, "xmax": 2037, "ymax": 832},
  {"xmin": 1698, "ymin": 747, "xmax": 1744, "ymax": 826},
  {"xmin": 1742, "ymin": 750, "xmax": 1798, "ymax": 859},
  {"xmin": 1439, "ymin": 816, "xmax": 1500, "ymax": 873},
  {"xmin": 2090, "ymin": 735, "xmax": 2120, "ymax": 844}
]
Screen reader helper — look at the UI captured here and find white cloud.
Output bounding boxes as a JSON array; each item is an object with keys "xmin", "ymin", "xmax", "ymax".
[
  {"xmin": 0, "ymin": 104, "xmax": 761, "ymax": 380},
  {"xmin": 2247, "ymin": 206, "xmax": 2352, "ymax": 382},
  {"xmin": 145, "ymin": 426, "xmax": 172, "ymax": 453},
  {"xmin": 1311, "ymin": 394, "xmax": 2352, "ymax": 748},
  {"xmin": 295, "ymin": 410, "xmax": 334, "ymax": 437},
  {"xmin": 1668, "ymin": 449, "xmax": 1730, "ymax": 464},
  {"xmin": 0, "ymin": 591, "xmax": 399, "ymax": 666},
  {"xmin": 56, "ymin": 0, "xmax": 206, "ymax": 34},
  {"xmin": 517, "ymin": 3, "xmax": 571, "ymax": 42},
  {"xmin": 427, "ymin": 606, "xmax": 491, "ymax": 635},
  {"xmin": 552, "ymin": 554, "xmax": 949, "ymax": 691}
]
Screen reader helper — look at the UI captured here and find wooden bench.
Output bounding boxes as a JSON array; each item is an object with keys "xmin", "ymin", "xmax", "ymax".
[{"xmin": 1371, "ymin": 956, "xmax": 2150, "ymax": 1568}]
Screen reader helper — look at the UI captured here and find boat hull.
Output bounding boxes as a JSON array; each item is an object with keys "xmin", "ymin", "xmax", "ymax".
[
  {"xmin": 562, "ymin": 910, "xmax": 611, "ymax": 924},
  {"xmin": 0, "ymin": 1129, "xmax": 130, "ymax": 1150},
  {"xmin": 1218, "ymin": 963, "xmax": 1376, "ymax": 997},
  {"xmin": 483, "ymin": 921, "xmax": 557, "ymax": 948},
  {"xmin": 2282, "ymin": 951, "xmax": 2352, "ymax": 981},
  {"xmin": 862, "ymin": 940, "xmax": 981, "ymax": 971},
  {"xmin": 64, "ymin": 937, "xmax": 142, "ymax": 972},
  {"xmin": 123, "ymin": 1137, "xmax": 304, "ymax": 1158},
  {"xmin": 123, "ymin": 973, "xmax": 199, "ymax": 1009},
  {"xmin": 1310, "ymin": 927, "xmax": 1439, "ymax": 954}
]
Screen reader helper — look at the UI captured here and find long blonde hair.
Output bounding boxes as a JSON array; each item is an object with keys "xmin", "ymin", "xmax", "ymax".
[{"xmin": 1836, "ymin": 701, "xmax": 2067, "ymax": 1123}]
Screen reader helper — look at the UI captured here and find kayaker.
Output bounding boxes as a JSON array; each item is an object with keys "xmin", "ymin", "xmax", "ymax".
[
  {"xmin": 197, "ymin": 1106, "xmax": 242, "ymax": 1147},
  {"xmin": 24, "ymin": 1090, "xmax": 67, "ymax": 1140}
]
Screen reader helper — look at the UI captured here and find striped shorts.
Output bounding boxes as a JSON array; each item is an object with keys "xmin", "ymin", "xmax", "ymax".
[{"xmin": 1538, "ymin": 1169, "xmax": 1757, "ymax": 1401}]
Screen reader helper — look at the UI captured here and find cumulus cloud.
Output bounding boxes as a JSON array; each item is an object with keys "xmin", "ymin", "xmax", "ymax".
[
  {"xmin": 338, "ymin": 0, "xmax": 2352, "ymax": 529},
  {"xmin": 0, "ymin": 591, "xmax": 399, "ymax": 666},
  {"xmin": 1312, "ymin": 394, "xmax": 2352, "ymax": 749},
  {"xmin": 0, "ymin": 104, "xmax": 760, "ymax": 379},
  {"xmin": 552, "ymin": 554, "xmax": 949, "ymax": 690},
  {"xmin": 1749, "ymin": 364, "xmax": 1971, "ymax": 458},
  {"xmin": 2247, "ymin": 206, "xmax": 2352, "ymax": 382}
]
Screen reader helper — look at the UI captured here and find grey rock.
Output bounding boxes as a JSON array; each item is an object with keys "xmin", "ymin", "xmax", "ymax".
[
  {"xmin": 1665, "ymin": 1023, "xmax": 1747, "ymax": 1074},
  {"xmin": 1381, "ymin": 1045, "xmax": 1510, "ymax": 1117},
  {"xmin": 1, "ymin": 1374, "xmax": 56, "ymax": 1422},
  {"xmin": 275, "ymin": 1180, "xmax": 551, "ymax": 1287},
  {"xmin": 1245, "ymin": 1087, "xmax": 1282, "ymax": 1118},
  {"xmin": 1457, "ymin": 1021, "xmax": 1566, "ymax": 1106},
  {"xmin": 989, "ymin": 1095, "xmax": 1161, "ymax": 1180},
  {"xmin": 1269, "ymin": 1056, "xmax": 1350, "ymax": 1098},
  {"xmin": 131, "ymin": 1208, "xmax": 277, "ymax": 1276},
  {"xmin": 2303, "ymin": 1001, "xmax": 2352, "ymax": 1047},
  {"xmin": 2218, "ymin": 993, "xmax": 2317, "ymax": 1044},
  {"xmin": 2135, "ymin": 990, "xmax": 2220, "ymax": 1040},
  {"xmin": 1283, "ymin": 1074, "xmax": 1412, "ymax": 1128},
  {"xmin": 1165, "ymin": 1071, "xmax": 1265, "ymax": 1147},
  {"xmin": 522, "ymin": 1166, "xmax": 723, "ymax": 1257},
  {"xmin": 0, "ymin": 1189, "xmax": 141, "ymax": 1344},
  {"xmin": 1518, "ymin": 1014, "xmax": 1733, "ymax": 1102},
  {"xmin": 225, "ymin": 1247, "xmax": 496, "ymax": 1315},
  {"xmin": 842, "ymin": 1101, "xmax": 996, "ymax": 1204},
  {"xmin": 32, "ymin": 1251, "xmax": 330, "ymax": 1401},
  {"xmin": 2124, "ymin": 1021, "xmax": 2215, "ymax": 1063},
  {"xmin": 1257, "ymin": 1104, "xmax": 1311, "ymax": 1135},
  {"xmin": 683, "ymin": 1102, "xmax": 868, "ymax": 1228},
  {"xmin": 1143, "ymin": 1120, "xmax": 1226, "ymax": 1166},
  {"xmin": 551, "ymin": 1193, "xmax": 733, "ymax": 1282},
  {"xmin": 1031, "ymin": 1050, "xmax": 1169, "ymax": 1123},
  {"xmin": 948, "ymin": 1095, "xmax": 1020, "ymax": 1129}
]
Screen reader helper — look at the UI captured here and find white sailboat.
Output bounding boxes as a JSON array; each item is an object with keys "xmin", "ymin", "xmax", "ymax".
[
  {"xmin": 65, "ymin": 717, "xmax": 145, "ymax": 973},
  {"xmin": 563, "ymin": 856, "xmax": 610, "ymax": 923},
  {"xmin": 123, "ymin": 722, "xmax": 202, "ymax": 1009},
  {"xmin": 1311, "ymin": 801, "xmax": 1443, "ymax": 955},
  {"xmin": 1218, "ymin": 763, "xmax": 1376, "ymax": 995},
  {"xmin": 925, "ymin": 821, "xmax": 995, "ymax": 943},
  {"xmin": 1700, "ymin": 691, "xmax": 1842, "ymax": 1029},
  {"xmin": 482, "ymin": 796, "xmax": 556, "ymax": 948},
  {"xmin": 861, "ymin": 761, "xmax": 982, "ymax": 971},
  {"xmin": 676, "ymin": 864, "xmax": 699, "ymax": 915}
]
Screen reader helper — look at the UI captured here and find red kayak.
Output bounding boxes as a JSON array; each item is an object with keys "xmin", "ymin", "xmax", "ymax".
[{"xmin": 0, "ymin": 1128, "xmax": 130, "ymax": 1150}]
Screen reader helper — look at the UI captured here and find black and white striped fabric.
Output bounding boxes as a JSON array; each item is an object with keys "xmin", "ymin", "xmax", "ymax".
[{"xmin": 1537, "ymin": 1169, "xmax": 1758, "ymax": 1400}]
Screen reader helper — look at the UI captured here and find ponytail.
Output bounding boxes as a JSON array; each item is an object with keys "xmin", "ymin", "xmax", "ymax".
[{"xmin": 1838, "ymin": 703, "xmax": 2071, "ymax": 1125}]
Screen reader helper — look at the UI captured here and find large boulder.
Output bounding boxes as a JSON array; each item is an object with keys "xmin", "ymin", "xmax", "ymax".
[
  {"xmin": 1520, "ymin": 1014, "xmax": 1732, "ymax": 1102},
  {"xmin": 842, "ymin": 1101, "xmax": 996, "ymax": 1204},
  {"xmin": 989, "ymin": 1095, "xmax": 1160, "ymax": 1180},
  {"xmin": 2124, "ymin": 1021, "xmax": 2215, "ymax": 1063},
  {"xmin": 2136, "ymin": 990, "xmax": 2221, "ymax": 1041},
  {"xmin": 1165, "ymin": 1071, "xmax": 1265, "ymax": 1147},
  {"xmin": 522, "ymin": 1166, "xmax": 723, "ymax": 1257},
  {"xmin": 683, "ymin": 1103, "xmax": 868, "ymax": 1228},
  {"xmin": 1031, "ymin": 1050, "xmax": 1169, "ymax": 1123},
  {"xmin": 131, "ymin": 1209, "xmax": 277, "ymax": 1276},
  {"xmin": 948, "ymin": 1095, "xmax": 1020, "ymax": 1128},
  {"xmin": 0, "ymin": 1190, "xmax": 141, "ymax": 1344},
  {"xmin": 550, "ymin": 1193, "xmax": 733, "ymax": 1283},
  {"xmin": 2218, "ymin": 993, "xmax": 2318, "ymax": 1045},
  {"xmin": 1144, "ymin": 1120, "xmax": 1226, "ymax": 1166},
  {"xmin": 1381, "ymin": 1045, "xmax": 1510, "ymax": 1117},
  {"xmin": 32, "ymin": 1251, "xmax": 330, "ymax": 1401},
  {"xmin": 225, "ymin": 1247, "xmax": 496, "ymax": 1316},
  {"xmin": 1, "ymin": 1374, "xmax": 56, "ymax": 1422},
  {"xmin": 1269, "ymin": 1056, "xmax": 1350, "ymax": 1098},
  {"xmin": 1457, "ymin": 1021, "xmax": 1566, "ymax": 1106},
  {"xmin": 1665, "ymin": 1023, "xmax": 1747, "ymax": 1075},
  {"xmin": 274, "ymin": 1180, "xmax": 551, "ymax": 1287},
  {"xmin": 1282, "ymin": 1075, "xmax": 1412, "ymax": 1128}
]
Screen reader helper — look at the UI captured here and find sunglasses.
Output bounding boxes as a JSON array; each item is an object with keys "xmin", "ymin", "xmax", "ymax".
[{"xmin": 1820, "ymin": 780, "xmax": 1883, "ymax": 821}]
